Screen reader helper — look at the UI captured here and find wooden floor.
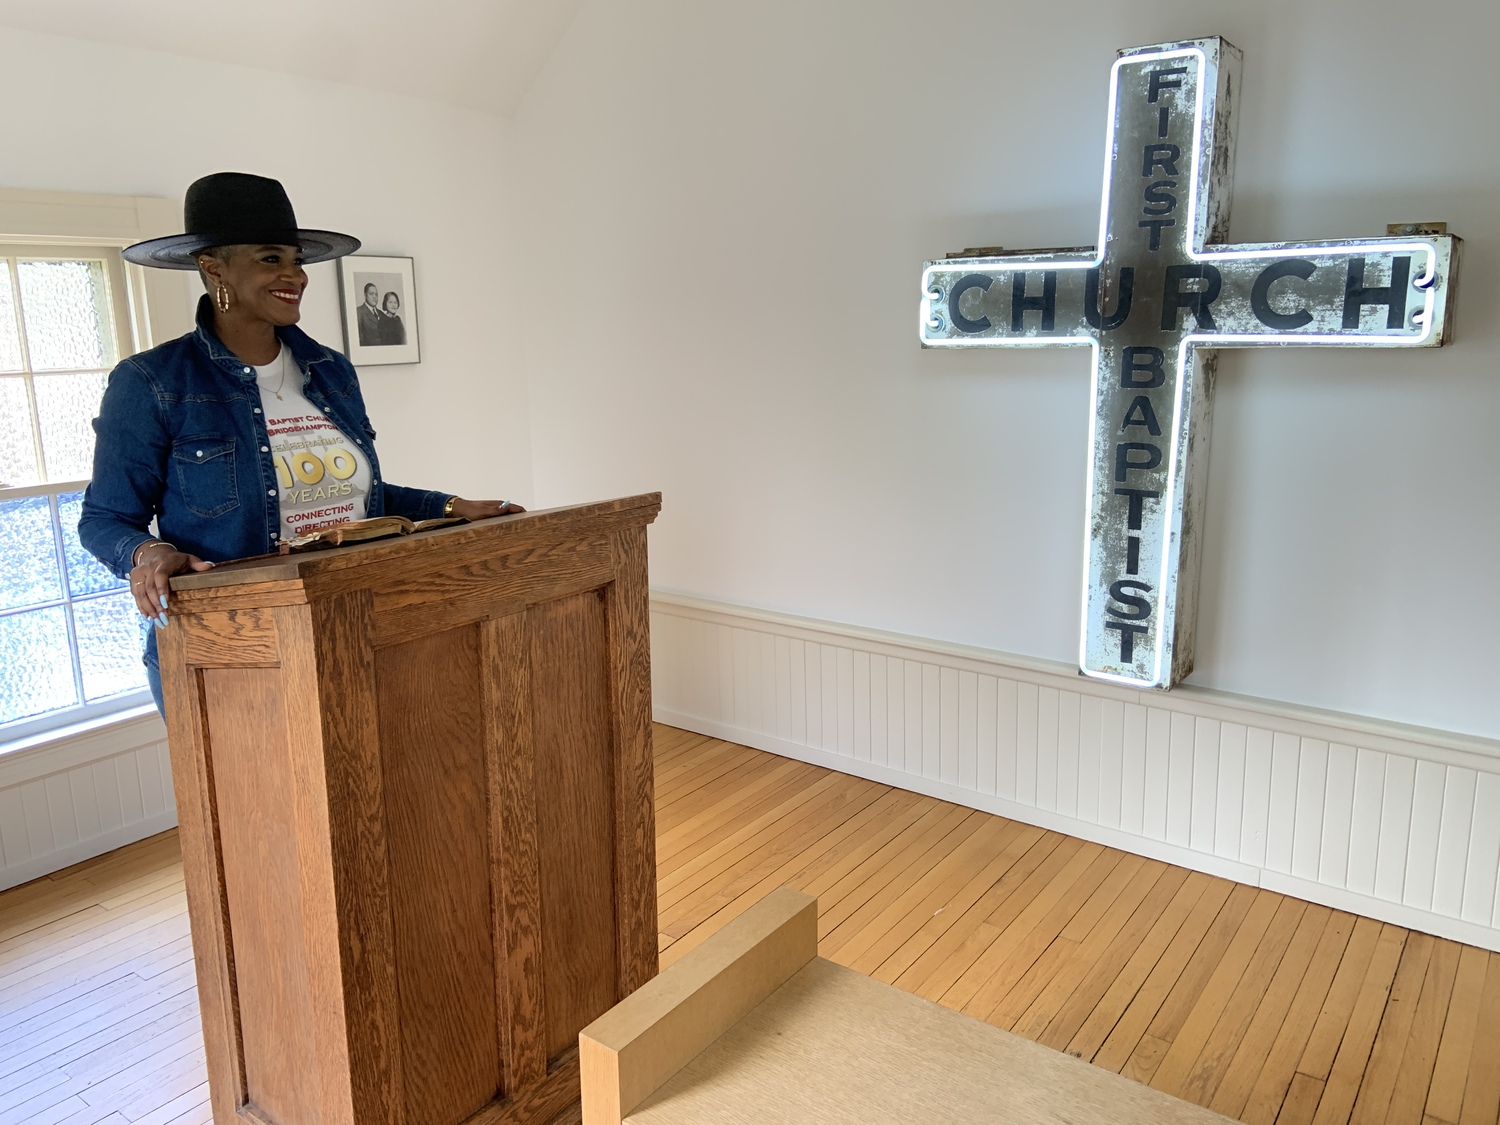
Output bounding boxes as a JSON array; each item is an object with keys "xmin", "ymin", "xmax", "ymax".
[{"xmin": 2, "ymin": 725, "xmax": 1498, "ymax": 1125}]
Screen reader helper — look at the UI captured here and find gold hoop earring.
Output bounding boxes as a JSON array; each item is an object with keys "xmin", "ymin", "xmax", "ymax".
[{"xmin": 215, "ymin": 283, "xmax": 231, "ymax": 314}]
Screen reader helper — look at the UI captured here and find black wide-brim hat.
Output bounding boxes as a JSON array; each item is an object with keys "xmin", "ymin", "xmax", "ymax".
[{"xmin": 122, "ymin": 172, "xmax": 360, "ymax": 269}]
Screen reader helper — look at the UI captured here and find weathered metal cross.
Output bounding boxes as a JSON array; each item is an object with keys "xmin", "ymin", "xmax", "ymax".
[{"xmin": 920, "ymin": 36, "xmax": 1459, "ymax": 690}]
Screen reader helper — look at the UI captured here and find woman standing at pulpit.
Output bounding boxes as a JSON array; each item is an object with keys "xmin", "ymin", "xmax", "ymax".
[{"xmin": 78, "ymin": 172, "xmax": 524, "ymax": 715}]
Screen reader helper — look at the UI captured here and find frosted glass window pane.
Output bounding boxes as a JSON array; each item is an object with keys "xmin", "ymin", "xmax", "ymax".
[
  {"xmin": 16, "ymin": 259, "xmax": 115, "ymax": 371},
  {"xmin": 74, "ymin": 592, "xmax": 148, "ymax": 701},
  {"xmin": 58, "ymin": 490, "xmax": 125, "ymax": 596},
  {"xmin": 0, "ymin": 496, "xmax": 63, "ymax": 610},
  {"xmin": 0, "ymin": 377, "xmax": 39, "ymax": 488},
  {"xmin": 34, "ymin": 371, "xmax": 106, "ymax": 481},
  {"xmin": 0, "ymin": 606, "xmax": 77, "ymax": 723},
  {"xmin": 0, "ymin": 266, "xmax": 22, "ymax": 372}
]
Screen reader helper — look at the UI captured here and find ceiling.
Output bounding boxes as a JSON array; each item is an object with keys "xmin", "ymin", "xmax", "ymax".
[{"xmin": 0, "ymin": 0, "xmax": 585, "ymax": 117}]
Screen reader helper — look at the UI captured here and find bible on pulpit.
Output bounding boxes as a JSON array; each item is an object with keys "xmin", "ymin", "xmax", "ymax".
[{"xmin": 279, "ymin": 513, "xmax": 464, "ymax": 552}]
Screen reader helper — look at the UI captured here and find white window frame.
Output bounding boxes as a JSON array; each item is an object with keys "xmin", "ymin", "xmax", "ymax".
[{"xmin": 0, "ymin": 188, "xmax": 192, "ymax": 751}]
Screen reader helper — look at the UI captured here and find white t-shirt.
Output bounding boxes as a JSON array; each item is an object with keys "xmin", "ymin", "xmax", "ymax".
[{"xmin": 254, "ymin": 348, "xmax": 372, "ymax": 542}]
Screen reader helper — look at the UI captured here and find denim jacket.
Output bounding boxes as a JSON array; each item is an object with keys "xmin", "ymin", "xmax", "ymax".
[{"xmin": 80, "ymin": 296, "xmax": 448, "ymax": 633}]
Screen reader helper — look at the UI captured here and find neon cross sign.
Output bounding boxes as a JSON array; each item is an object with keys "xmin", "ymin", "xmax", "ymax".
[{"xmin": 919, "ymin": 36, "xmax": 1460, "ymax": 690}]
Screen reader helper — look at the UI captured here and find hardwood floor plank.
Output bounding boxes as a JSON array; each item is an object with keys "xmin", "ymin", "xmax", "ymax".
[
  {"xmin": 649, "ymin": 741, "xmax": 716, "ymax": 787},
  {"xmin": 821, "ymin": 814, "xmax": 1014, "ymax": 960},
  {"xmin": 653, "ymin": 736, "xmax": 770, "ymax": 798},
  {"xmin": 1349, "ymin": 933, "xmax": 1438, "ymax": 1125},
  {"xmin": 655, "ymin": 758, "xmax": 813, "ymax": 853},
  {"xmin": 649, "ymin": 724, "xmax": 706, "ymax": 758},
  {"xmin": 1208, "ymin": 905, "xmax": 1334, "ymax": 1119},
  {"xmin": 0, "ymin": 890, "xmax": 186, "ymax": 986},
  {"xmin": 0, "ymin": 988, "xmax": 197, "ymax": 1088},
  {"xmin": 1156, "ymin": 896, "xmax": 1308, "ymax": 1103},
  {"xmin": 657, "ymin": 769, "xmax": 854, "ymax": 904},
  {"xmin": 664, "ymin": 776, "xmax": 893, "ymax": 936},
  {"xmin": 1425, "ymin": 944, "xmax": 1491, "ymax": 1125},
  {"xmin": 0, "ymin": 907, "xmax": 108, "ymax": 961},
  {"xmin": 1015, "ymin": 861, "xmax": 1174, "ymax": 1039},
  {"xmin": 1455, "ymin": 952, "xmax": 1500, "ymax": 1125},
  {"xmin": 938, "ymin": 842, "xmax": 1107, "ymax": 1012},
  {"xmin": 1298, "ymin": 918, "xmax": 1395, "ymax": 1080},
  {"xmin": 0, "ymin": 864, "xmax": 180, "ymax": 948},
  {"xmin": 0, "ymin": 960, "xmax": 195, "ymax": 1055},
  {"xmin": 0, "ymin": 946, "xmax": 177, "ymax": 1032},
  {"xmin": 1238, "ymin": 914, "xmax": 1367, "ymax": 1125},
  {"xmin": 0, "ymin": 1091, "xmax": 93, "ymax": 1125},
  {"xmin": 114, "ymin": 1049, "xmax": 209, "ymax": 1121},
  {"xmin": 655, "ymin": 751, "xmax": 797, "ymax": 823},
  {"xmin": 908, "ymin": 837, "xmax": 1084, "ymax": 1003},
  {"xmin": 1309, "ymin": 925, "xmax": 1412, "ymax": 1125},
  {"xmin": 1278, "ymin": 1072, "xmax": 1328, "ymax": 1125},
  {"xmin": 828, "ymin": 817, "xmax": 1027, "ymax": 969},
  {"xmin": 0, "ymin": 906, "xmax": 186, "ymax": 1006},
  {"xmin": 658, "ymin": 789, "xmax": 930, "ymax": 969},
  {"xmin": 1384, "ymin": 939, "xmax": 1461, "ymax": 1125},
  {"xmin": 1035, "ymin": 865, "xmax": 1195, "ymax": 1051},
  {"xmin": 891, "ymin": 832, "xmax": 1071, "ymax": 999},
  {"xmin": 120, "ymin": 1082, "xmax": 210, "ymax": 1125},
  {"xmin": 812, "ymin": 804, "xmax": 978, "ymax": 937},
  {"xmin": 660, "ymin": 753, "xmax": 810, "ymax": 834},
  {"xmin": 0, "ymin": 1069, "xmax": 70, "ymax": 1117},
  {"xmin": 70, "ymin": 1025, "xmax": 203, "ymax": 1111},
  {"xmin": 1087, "ymin": 877, "xmax": 1238, "ymax": 1072},
  {"xmin": 992, "ymin": 854, "xmax": 1158, "ymax": 1033},
  {"xmin": 1124, "ymin": 886, "xmax": 1275, "ymax": 1084},
  {"xmin": 960, "ymin": 850, "xmax": 1124, "ymax": 1022},
  {"xmin": 871, "ymin": 823, "xmax": 1052, "ymax": 987},
  {"xmin": 51, "ymin": 1103, "xmax": 121, "ymax": 1125}
]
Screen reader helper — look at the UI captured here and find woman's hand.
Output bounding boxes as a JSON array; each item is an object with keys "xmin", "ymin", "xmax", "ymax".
[
  {"xmin": 448, "ymin": 499, "xmax": 526, "ymax": 521},
  {"xmin": 130, "ymin": 542, "xmax": 215, "ymax": 627}
]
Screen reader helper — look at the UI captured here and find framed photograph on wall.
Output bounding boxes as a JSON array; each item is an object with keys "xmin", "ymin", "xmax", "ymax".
[{"xmin": 338, "ymin": 254, "xmax": 421, "ymax": 366}]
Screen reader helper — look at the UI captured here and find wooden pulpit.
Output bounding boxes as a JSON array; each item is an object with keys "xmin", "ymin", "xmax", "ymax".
[{"xmin": 159, "ymin": 494, "xmax": 662, "ymax": 1125}]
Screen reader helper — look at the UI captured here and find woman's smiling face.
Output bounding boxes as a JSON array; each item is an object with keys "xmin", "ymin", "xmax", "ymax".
[{"xmin": 201, "ymin": 244, "xmax": 308, "ymax": 327}]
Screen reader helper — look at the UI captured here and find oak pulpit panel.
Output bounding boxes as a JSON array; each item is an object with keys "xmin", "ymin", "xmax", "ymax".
[
  {"xmin": 159, "ymin": 495, "xmax": 661, "ymax": 1125},
  {"xmin": 528, "ymin": 593, "xmax": 618, "ymax": 1060},
  {"xmin": 375, "ymin": 623, "xmax": 499, "ymax": 1125}
]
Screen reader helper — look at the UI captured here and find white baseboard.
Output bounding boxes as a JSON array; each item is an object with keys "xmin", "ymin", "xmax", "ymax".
[
  {"xmin": 0, "ymin": 811, "xmax": 178, "ymax": 892},
  {"xmin": 651, "ymin": 592, "xmax": 1500, "ymax": 952},
  {"xmin": 0, "ymin": 711, "xmax": 176, "ymax": 892}
]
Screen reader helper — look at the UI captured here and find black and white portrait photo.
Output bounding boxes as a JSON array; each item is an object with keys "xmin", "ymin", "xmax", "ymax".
[{"xmin": 339, "ymin": 255, "xmax": 420, "ymax": 365}]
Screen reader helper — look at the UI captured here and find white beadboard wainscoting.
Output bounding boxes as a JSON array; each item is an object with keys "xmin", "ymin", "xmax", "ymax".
[
  {"xmin": 0, "ymin": 707, "xmax": 175, "ymax": 891},
  {"xmin": 650, "ymin": 593, "xmax": 1500, "ymax": 953}
]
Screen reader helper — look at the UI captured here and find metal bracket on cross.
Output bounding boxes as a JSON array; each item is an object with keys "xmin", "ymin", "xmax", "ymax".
[{"xmin": 919, "ymin": 36, "xmax": 1460, "ymax": 691}]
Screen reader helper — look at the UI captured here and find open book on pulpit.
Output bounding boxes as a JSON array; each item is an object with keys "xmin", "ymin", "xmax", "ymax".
[{"xmin": 278, "ymin": 513, "xmax": 464, "ymax": 553}]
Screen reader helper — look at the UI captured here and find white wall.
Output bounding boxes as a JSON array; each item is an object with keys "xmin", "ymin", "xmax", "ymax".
[
  {"xmin": 0, "ymin": 24, "xmax": 534, "ymax": 507},
  {"xmin": 515, "ymin": 0, "xmax": 1500, "ymax": 741}
]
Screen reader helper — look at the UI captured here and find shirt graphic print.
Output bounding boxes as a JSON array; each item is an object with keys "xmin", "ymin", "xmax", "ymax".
[{"xmin": 255, "ymin": 349, "xmax": 372, "ymax": 542}]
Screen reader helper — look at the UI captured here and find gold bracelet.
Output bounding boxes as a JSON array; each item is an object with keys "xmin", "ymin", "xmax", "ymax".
[
  {"xmin": 132, "ymin": 539, "xmax": 176, "ymax": 568},
  {"xmin": 443, "ymin": 496, "xmax": 458, "ymax": 517}
]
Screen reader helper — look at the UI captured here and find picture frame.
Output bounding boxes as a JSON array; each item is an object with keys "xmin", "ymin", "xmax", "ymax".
[{"xmin": 338, "ymin": 254, "xmax": 421, "ymax": 366}]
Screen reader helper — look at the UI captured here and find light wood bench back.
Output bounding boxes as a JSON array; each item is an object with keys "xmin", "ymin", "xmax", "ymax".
[{"xmin": 577, "ymin": 887, "xmax": 817, "ymax": 1125}]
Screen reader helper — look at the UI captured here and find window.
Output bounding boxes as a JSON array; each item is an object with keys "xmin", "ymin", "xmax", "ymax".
[{"xmin": 0, "ymin": 245, "xmax": 148, "ymax": 735}]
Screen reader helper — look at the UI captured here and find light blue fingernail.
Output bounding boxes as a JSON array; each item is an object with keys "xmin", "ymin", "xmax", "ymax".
[
  {"xmin": 153, "ymin": 616, "xmax": 167, "ymax": 630},
  {"xmin": 159, "ymin": 594, "xmax": 169, "ymax": 610}
]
